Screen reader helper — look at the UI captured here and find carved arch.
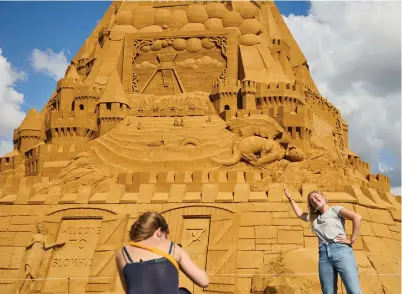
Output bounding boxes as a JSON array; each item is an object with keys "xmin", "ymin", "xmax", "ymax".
[{"xmin": 46, "ymin": 207, "xmax": 117, "ymax": 218}]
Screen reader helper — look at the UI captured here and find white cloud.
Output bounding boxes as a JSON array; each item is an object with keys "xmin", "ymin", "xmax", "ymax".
[
  {"xmin": 391, "ymin": 187, "xmax": 401, "ymax": 196},
  {"xmin": 284, "ymin": 1, "xmax": 401, "ymax": 189},
  {"xmin": 0, "ymin": 48, "xmax": 26, "ymax": 156},
  {"xmin": 378, "ymin": 162, "xmax": 394, "ymax": 174},
  {"xmin": 30, "ymin": 48, "xmax": 69, "ymax": 81},
  {"xmin": 0, "ymin": 139, "xmax": 13, "ymax": 157}
]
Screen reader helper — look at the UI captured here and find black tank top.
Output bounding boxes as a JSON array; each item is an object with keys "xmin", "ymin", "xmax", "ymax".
[{"xmin": 122, "ymin": 242, "xmax": 180, "ymax": 294}]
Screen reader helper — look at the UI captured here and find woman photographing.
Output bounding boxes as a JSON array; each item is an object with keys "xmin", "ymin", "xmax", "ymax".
[
  {"xmin": 116, "ymin": 211, "xmax": 209, "ymax": 294},
  {"xmin": 284, "ymin": 185, "xmax": 363, "ymax": 294}
]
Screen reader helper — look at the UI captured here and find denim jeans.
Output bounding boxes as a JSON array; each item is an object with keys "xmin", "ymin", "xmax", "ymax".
[{"xmin": 318, "ymin": 242, "xmax": 362, "ymax": 294}]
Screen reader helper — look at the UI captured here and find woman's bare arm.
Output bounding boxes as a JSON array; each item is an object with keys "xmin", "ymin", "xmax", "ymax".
[
  {"xmin": 115, "ymin": 251, "xmax": 128, "ymax": 293},
  {"xmin": 175, "ymin": 245, "xmax": 209, "ymax": 288},
  {"xmin": 339, "ymin": 208, "xmax": 362, "ymax": 244},
  {"xmin": 284, "ymin": 185, "xmax": 308, "ymax": 221}
]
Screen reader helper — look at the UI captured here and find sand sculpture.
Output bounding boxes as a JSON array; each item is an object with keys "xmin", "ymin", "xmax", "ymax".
[{"xmin": 0, "ymin": 1, "xmax": 400, "ymax": 294}]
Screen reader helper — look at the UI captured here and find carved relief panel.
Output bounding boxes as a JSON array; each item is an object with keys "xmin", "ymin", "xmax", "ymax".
[
  {"xmin": 123, "ymin": 30, "xmax": 239, "ymax": 96},
  {"xmin": 161, "ymin": 206, "xmax": 239, "ymax": 294},
  {"xmin": 42, "ymin": 218, "xmax": 102, "ymax": 293},
  {"xmin": 179, "ymin": 218, "xmax": 211, "ymax": 294}
]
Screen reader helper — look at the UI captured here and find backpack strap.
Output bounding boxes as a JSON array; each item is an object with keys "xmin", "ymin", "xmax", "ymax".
[{"xmin": 128, "ymin": 241, "xmax": 179, "ymax": 271}]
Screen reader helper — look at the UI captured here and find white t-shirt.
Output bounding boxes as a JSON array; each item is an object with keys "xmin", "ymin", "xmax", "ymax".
[{"xmin": 313, "ymin": 206, "xmax": 346, "ymax": 245}]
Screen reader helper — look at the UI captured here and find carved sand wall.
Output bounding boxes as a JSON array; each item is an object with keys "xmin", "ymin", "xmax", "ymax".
[{"xmin": 0, "ymin": 1, "xmax": 400, "ymax": 294}]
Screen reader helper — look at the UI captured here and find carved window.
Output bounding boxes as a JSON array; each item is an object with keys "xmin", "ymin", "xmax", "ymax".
[
  {"xmin": 106, "ymin": 103, "xmax": 112, "ymax": 110},
  {"xmin": 80, "ymin": 104, "xmax": 84, "ymax": 111},
  {"xmin": 224, "ymin": 105, "xmax": 230, "ymax": 111}
]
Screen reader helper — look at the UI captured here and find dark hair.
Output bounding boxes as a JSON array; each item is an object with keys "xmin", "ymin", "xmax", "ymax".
[{"xmin": 129, "ymin": 211, "xmax": 169, "ymax": 242}]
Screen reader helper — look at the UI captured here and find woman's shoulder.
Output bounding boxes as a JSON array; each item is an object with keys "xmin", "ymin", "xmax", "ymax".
[{"xmin": 330, "ymin": 205, "xmax": 345, "ymax": 213}]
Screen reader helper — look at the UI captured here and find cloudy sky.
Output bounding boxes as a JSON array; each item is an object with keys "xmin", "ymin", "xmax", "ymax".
[{"xmin": 0, "ymin": 1, "xmax": 400, "ymax": 194}]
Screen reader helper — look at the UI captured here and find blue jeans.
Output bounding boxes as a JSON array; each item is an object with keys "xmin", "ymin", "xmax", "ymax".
[{"xmin": 318, "ymin": 243, "xmax": 362, "ymax": 294}]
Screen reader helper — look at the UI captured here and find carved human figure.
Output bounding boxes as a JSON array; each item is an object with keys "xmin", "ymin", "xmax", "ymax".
[
  {"xmin": 179, "ymin": 118, "xmax": 184, "ymax": 127},
  {"xmin": 19, "ymin": 221, "xmax": 65, "ymax": 294},
  {"xmin": 136, "ymin": 122, "xmax": 141, "ymax": 130},
  {"xmin": 174, "ymin": 118, "xmax": 179, "ymax": 127}
]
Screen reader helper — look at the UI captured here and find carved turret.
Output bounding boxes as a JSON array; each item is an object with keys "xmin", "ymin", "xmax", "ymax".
[
  {"xmin": 73, "ymin": 85, "xmax": 101, "ymax": 113},
  {"xmin": 13, "ymin": 108, "xmax": 42, "ymax": 153},
  {"xmin": 269, "ymin": 105, "xmax": 313, "ymax": 151},
  {"xmin": 241, "ymin": 80, "xmax": 257, "ymax": 111},
  {"xmin": 54, "ymin": 64, "xmax": 81, "ymax": 112},
  {"xmin": 210, "ymin": 79, "xmax": 240, "ymax": 120},
  {"xmin": 96, "ymin": 70, "xmax": 130, "ymax": 136}
]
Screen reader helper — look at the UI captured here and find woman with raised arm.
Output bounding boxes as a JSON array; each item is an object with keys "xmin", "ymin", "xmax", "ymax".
[
  {"xmin": 284, "ymin": 185, "xmax": 363, "ymax": 294},
  {"xmin": 115, "ymin": 211, "xmax": 209, "ymax": 294}
]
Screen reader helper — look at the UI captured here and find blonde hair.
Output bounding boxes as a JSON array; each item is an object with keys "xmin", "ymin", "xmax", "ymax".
[
  {"xmin": 129, "ymin": 211, "xmax": 169, "ymax": 242},
  {"xmin": 307, "ymin": 191, "xmax": 328, "ymax": 231}
]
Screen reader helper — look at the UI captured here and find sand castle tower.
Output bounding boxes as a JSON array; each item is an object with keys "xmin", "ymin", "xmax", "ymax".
[
  {"xmin": 96, "ymin": 70, "xmax": 131, "ymax": 136},
  {"xmin": 0, "ymin": 1, "xmax": 400, "ymax": 294},
  {"xmin": 13, "ymin": 108, "xmax": 42, "ymax": 153}
]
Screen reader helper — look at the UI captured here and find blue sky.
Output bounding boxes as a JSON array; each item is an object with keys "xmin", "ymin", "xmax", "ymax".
[{"xmin": 0, "ymin": 1, "xmax": 400, "ymax": 191}]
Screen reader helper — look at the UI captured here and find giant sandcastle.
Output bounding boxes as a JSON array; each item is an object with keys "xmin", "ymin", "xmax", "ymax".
[{"xmin": 0, "ymin": 1, "xmax": 400, "ymax": 294}]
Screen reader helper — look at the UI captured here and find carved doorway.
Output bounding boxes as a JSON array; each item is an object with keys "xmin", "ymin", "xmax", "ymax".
[{"xmin": 162, "ymin": 206, "xmax": 239, "ymax": 293}]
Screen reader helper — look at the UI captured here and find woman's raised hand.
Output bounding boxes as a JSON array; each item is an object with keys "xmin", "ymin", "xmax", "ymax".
[{"xmin": 283, "ymin": 184, "xmax": 293, "ymax": 201}]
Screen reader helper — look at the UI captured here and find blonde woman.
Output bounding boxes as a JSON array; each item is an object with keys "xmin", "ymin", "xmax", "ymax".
[
  {"xmin": 116, "ymin": 211, "xmax": 209, "ymax": 294},
  {"xmin": 284, "ymin": 185, "xmax": 363, "ymax": 294}
]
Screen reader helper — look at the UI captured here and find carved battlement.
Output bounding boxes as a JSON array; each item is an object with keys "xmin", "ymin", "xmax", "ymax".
[
  {"xmin": 74, "ymin": 86, "xmax": 102, "ymax": 99},
  {"xmin": 348, "ymin": 154, "xmax": 370, "ymax": 176},
  {"xmin": 256, "ymin": 81, "xmax": 303, "ymax": 101},
  {"xmin": 56, "ymin": 78, "xmax": 81, "ymax": 91},
  {"xmin": 211, "ymin": 80, "xmax": 241, "ymax": 115},
  {"xmin": 366, "ymin": 174, "xmax": 391, "ymax": 192},
  {"xmin": 44, "ymin": 111, "xmax": 98, "ymax": 142},
  {"xmin": 0, "ymin": 152, "xmax": 22, "ymax": 174},
  {"xmin": 14, "ymin": 129, "xmax": 41, "ymax": 140},
  {"xmin": 211, "ymin": 79, "xmax": 241, "ymax": 97},
  {"xmin": 12, "ymin": 128, "xmax": 42, "ymax": 154},
  {"xmin": 24, "ymin": 142, "xmax": 83, "ymax": 177},
  {"xmin": 45, "ymin": 111, "xmax": 97, "ymax": 126},
  {"xmin": 97, "ymin": 103, "xmax": 130, "ymax": 117},
  {"xmin": 241, "ymin": 80, "xmax": 258, "ymax": 95}
]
